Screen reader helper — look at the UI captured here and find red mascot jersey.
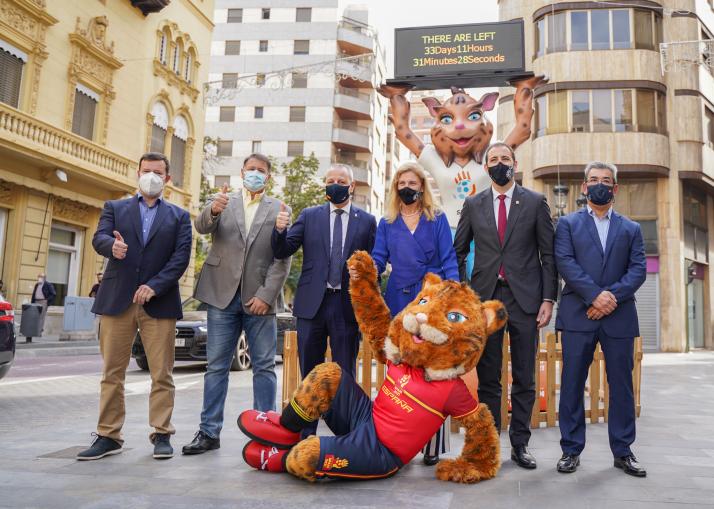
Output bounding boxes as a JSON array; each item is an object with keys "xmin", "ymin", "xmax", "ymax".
[{"xmin": 372, "ymin": 361, "xmax": 479, "ymax": 465}]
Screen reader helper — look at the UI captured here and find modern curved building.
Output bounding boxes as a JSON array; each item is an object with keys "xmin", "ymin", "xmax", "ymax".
[{"xmin": 497, "ymin": 1, "xmax": 713, "ymax": 352}]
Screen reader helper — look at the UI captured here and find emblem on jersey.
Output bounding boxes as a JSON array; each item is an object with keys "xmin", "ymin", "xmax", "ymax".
[
  {"xmin": 399, "ymin": 374, "xmax": 410, "ymax": 387},
  {"xmin": 322, "ymin": 454, "xmax": 349, "ymax": 470},
  {"xmin": 453, "ymin": 171, "xmax": 477, "ymax": 199}
]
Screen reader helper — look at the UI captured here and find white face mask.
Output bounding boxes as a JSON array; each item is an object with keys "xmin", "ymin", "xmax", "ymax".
[{"xmin": 138, "ymin": 172, "xmax": 165, "ymax": 197}]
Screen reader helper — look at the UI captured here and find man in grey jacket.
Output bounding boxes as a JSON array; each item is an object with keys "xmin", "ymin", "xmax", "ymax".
[{"xmin": 183, "ymin": 153, "xmax": 291, "ymax": 455}]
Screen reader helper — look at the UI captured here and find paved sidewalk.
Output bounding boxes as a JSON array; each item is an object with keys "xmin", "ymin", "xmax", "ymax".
[
  {"xmin": 1, "ymin": 352, "xmax": 713, "ymax": 508},
  {"xmin": 15, "ymin": 335, "xmax": 100, "ymax": 358}
]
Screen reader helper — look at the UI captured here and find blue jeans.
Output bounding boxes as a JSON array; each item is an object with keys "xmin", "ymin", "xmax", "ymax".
[{"xmin": 200, "ymin": 289, "xmax": 277, "ymax": 438}]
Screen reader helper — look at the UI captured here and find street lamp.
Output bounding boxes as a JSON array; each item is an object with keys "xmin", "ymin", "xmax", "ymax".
[
  {"xmin": 576, "ymin": 193, "xmax": 588, "ymax": 209},
  {"xmin": 553, "ymin": 184, "xmax": 569, "ymax": 217}
]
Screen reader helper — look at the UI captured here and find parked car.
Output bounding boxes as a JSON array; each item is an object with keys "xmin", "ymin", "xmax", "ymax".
[
  {"xmin": 132, "ymin": 297, "xmax": 296, "ymax": 372},
  {"xmin": 0, "ymin": 294, "xmax": 16, "ymax": 381}
]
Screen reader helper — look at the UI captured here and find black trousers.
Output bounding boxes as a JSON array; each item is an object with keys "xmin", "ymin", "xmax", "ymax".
[
  {"xmin": 476, "ymin": 283, "xmax": 538, "ymax": 447},
  {"xmin": 296, "ymin": 290, "xmax": 360, "ymax": 436}
]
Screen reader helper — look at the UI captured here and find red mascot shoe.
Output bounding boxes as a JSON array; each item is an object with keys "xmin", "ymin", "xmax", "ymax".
[
  {"xmin": 242, "ymin": 440, "xmax": 288, "ymax": 473},
  {"xmin": 237, "ymin": 409, "xmax": 301, "ymax": 449}
]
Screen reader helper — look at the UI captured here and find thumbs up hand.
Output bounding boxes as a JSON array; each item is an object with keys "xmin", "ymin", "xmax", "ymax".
[
  {"xmin": 275, "ymin": 202, "xmax": 290, "ymax": 233},
  {"xmin": 112, "ymin": 230, "xmax": 128, "ymax": 260},
  {"xmin": 211, "ymin": 183, "xmax": 230, "ymax": 216}
]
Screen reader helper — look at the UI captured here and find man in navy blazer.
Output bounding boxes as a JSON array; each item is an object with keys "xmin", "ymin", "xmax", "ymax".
[
  {"xmin": 272, "ymin": 164, "xmax": 376, "ymax": 434},
  {"xmin": 554, "ymin": 162, "xmax": 647, "ymax": 477},
  {"xmin": 78, "ymin": 153, "xmax": 192, "ymax": 462}
]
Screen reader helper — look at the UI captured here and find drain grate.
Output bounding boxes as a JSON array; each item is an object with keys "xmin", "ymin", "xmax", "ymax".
[{"xmin": 38, "ymin": 446, "xmax": 131, "ymax": 459}]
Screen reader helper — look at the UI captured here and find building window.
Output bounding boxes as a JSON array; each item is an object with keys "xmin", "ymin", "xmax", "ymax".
[
  {"xmin": 535, "ymin": 88, "xmax": 666, "ymax": 137},
  {"xmin": 289, "ymin": 106, "xmax": 306, "ymax": 122},
  {"xmin": 158, "ymin": 31, "xmax": 168, "ymax": 64},
  {"xmin": 287, "ymin": 141, "xmax": 304, "ymax": 157},
  {"xmin": 217, "ymin": 140, "xmax": 233, "ymax": 157},
  {"xmin": 259, "ymin": 40, "xmax": 268, "ymax": 52},
  {"xmin": 0, "ymin": 44, "xmax": 26, "ymax": 108},
  {"xmin": 262, "ymin": 8, "xmax": 271, "ymax": 20},
  {"xmin": 220, "ymin": 106, "xmax": 235, "ymax": 122},
  {"xmin": 184, "ymin": 51, "xmax": 192, "ymax": 83},
  {"xmin": 170, "ymin": 115, "xmax": 189, "ymax": 188},
  {"xmin": 535, "ymin": 8, "xmax": 661, "ymax": 55},
  {"xmin": 292, "ymin": 72, "xmax": 307, "ymax": 88},
  {"xmin": 149, "ymin": 101, "xmax": 169, "ymax": 153},
  {"xmin": 225, "ymin": 40, "xmax": 241, "ymax": 55},
  {"xmin": 256, "ymin": 73, "xmax": 266, "ymax": 87},
  {"xmin": 705, "ymin": 107, "xmax": 714, "ymax": 149},
  {"xmin": 252, "ymin": 140, "xmax": 262, "ymax": 153},
  {"xmin": 294, "ymin": 40, "xmax": 310, "ymax": 55},
  {"xmin": 71, "ymin": 85, "xmax": 98, "ymax": 140},
  {"xmin": 296, "ymin": 8, "xmax": 311, "ymax": 22},
  {"xmin": 222, "ymin": 73, "xmax": 238, "ymax": 89},
  {"xmin": 227, "ymin": 8, "xmax": 243, "ymax": 23},
  {"xmin": 214, "ymin": 175, "xmax": 230, "ymax": 188},
  {"xmin": 172, "ymin": 40, "xmax": 182, "ymax": 75},
  {"xmin": 47, "ymin": 223, "xmax": 83, "ymax": 307},
  {"xmin": 254, "ymin": 106, "xmax": 264, "ymax": 119},
  {"xmin": 683, "ymin": 187, "xmax": 709, "ymax": 263}
]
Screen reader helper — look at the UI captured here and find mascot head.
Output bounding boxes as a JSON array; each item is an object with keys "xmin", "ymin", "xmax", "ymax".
[
  {"xmin": 423, "ymin": 87, "xmax": 499, "ymax": 167},
  {"xmin": 384, "ymin": 273, "xmax": 507, "ymax": 381}
]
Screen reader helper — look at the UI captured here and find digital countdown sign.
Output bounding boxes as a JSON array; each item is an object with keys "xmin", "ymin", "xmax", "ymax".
[{"xmin": 390, "ymin": 20, "xmax": 527, "ymax": 89}]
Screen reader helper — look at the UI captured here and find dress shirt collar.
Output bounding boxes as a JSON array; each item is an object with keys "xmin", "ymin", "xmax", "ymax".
[
  {"xmin": 137, "ymin": 193, "xmax": 162, "ymax": 207},
  {"xmin": 329, "ymin": 201, "xmax": 351, "ymax": 215},
  {"xmin": 492, "ymin": 182, "xmax": 515, "ymax": 202},
  {"xmin": 587, "ymin": 204, "xmax": 613, "ymax": 220},
  {"xmin": 243, "ymin": 187, "xmax": 264, "ymax": 205}
]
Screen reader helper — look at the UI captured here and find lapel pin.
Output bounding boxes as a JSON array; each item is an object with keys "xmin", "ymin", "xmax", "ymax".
[{"xmin": 515, "ymin": 200, "xmax": 520, "ymax": 205}]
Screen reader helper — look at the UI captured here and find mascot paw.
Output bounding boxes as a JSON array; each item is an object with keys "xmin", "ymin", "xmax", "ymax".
[
  {"xmin": 435, "ymin": 458, "xmax": 490, "ymax": 484},
  {"xmin": 347, "ymin": 251, "xmax": 378, "ymax": 281}
]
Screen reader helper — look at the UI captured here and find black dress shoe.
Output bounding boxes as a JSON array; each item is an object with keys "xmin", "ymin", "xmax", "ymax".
[
  {"xmin": 182, "ymin": 431, "xmax": 221, "ymax": 455},
  {"xmin": 557, "ymin": 453, "xmax": 580, "ymax": 473},
  {"xmin": 423, "ymin": 454, "xmax": 440, "ymax": 466},
  {"xmin": 511, "ymin": 445, "xmax": 537, "ymax": 469},
  {"xmin": 614, "ymin": 454, "xmax": 647, "ymax": 477}
]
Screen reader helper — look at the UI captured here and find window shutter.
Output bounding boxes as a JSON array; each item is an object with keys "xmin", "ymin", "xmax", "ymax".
[
  {"xmin": 170, "ymin": 136, "xmax": 185, "ymax": 188},
  {"xmin": 72, "ymin": 89, "xmax": 97, "ymax": 140},
  {"xmin": 0, "ymin": 49, "xmax": 24, "ymax": 108},
  {"xmin": 151, "ymin": 124, "xmax": 166, "ymax": 152}
]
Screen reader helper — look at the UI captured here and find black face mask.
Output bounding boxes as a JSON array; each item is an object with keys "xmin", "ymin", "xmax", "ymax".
[
  {"xmin": 487, "ymin": 162, "xmax": 514, "ymax": 186},
  {"xmin": 586, "ymin": 183, "xmax": 614, "ymax": 206},
  {"xmin": 326, "ymin": 183, "xmax": 350, "ymax": 204},
  {"xmin": 397, "ymin": 187, "xmax": 421, "ymax": 205}
]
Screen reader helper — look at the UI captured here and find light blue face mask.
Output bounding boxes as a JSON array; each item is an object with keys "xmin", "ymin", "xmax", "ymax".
[{"xmin": 243, "ymin": 170, "xmax": 267, "ymax": 192}]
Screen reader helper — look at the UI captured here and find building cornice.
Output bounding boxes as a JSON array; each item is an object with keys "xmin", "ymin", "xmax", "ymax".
[{"xmin": 534, "ymin": 80, "xmax": 666, "ymax": 97}]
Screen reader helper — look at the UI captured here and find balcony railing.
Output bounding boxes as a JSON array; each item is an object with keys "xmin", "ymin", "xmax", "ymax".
[{"xmin": 0, "ymin": 102, "xmax": 135, "ymax": 189}]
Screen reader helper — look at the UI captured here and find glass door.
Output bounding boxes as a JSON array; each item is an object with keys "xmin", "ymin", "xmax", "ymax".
[
  {"xmin": 46, "ymin": 223, "xmax": 83, "ymax": 306},
  {"xmin": 686, "ymin": 262, "xmax": 705, "ymax": 349}
]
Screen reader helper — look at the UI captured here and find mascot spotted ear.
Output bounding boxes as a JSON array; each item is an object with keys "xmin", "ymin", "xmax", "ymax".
[{"xmin": 238, "ymin": 251, "xmax": 507, "ymax": 484}]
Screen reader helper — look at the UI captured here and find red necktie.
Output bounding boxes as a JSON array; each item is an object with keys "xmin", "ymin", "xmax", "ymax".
[{"xmin": 497, "ymin": 195, "xmax": 507, "ymax": 279}]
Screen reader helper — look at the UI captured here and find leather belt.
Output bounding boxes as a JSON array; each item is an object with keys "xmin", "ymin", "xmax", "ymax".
[{"xmin": 325, "ymin": 288, "xmax": 341, "ymax": 294}]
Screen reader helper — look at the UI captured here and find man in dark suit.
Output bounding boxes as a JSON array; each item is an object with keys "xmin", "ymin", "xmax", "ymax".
[
  {"xmin": 454, "ymin": 142, "xmax": 557, "ymax": 469},
  {"xmin": 77, "ymin": 152, "xmax": 192, "ymax": 462},
  {"xmin": 31, "ymin": 273, "xmax": 56, "ymax": 335},
  {"xmin": 554, "ymin": 162, "xmax": 647, "ymax": 477},
  {"xmin": 272, "ymin": 164, "xmax": 377, "ymax": 435}
]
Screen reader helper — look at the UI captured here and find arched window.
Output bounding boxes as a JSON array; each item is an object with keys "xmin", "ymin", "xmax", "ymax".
[
  {"xmin": 150, "ymin": 101, "xmax": 169, "ymax": 153},
  {"xmin": 173, "ymin": 40, "xmax": 183, "ymax": 75},
  {"xmin": 184, "ymin": 49, "xmax": 193, "ymax": 83},
  {"xmin": 170, "ymin": 115, "xmax": 189, "ymax": 187},
  {"xmin": 159, "ymin": 28, "xmax": 170, "ymax": 65}
]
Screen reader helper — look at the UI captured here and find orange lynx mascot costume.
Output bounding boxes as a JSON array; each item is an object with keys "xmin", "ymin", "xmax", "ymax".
[{"xmin": 238, "ymin": 251, "xmax": 507, "ymax": 483}]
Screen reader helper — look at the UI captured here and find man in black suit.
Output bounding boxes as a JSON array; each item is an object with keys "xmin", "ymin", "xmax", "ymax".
[
  {"xmin": 454, "ymin": 142, "xmax": 557, "ymax": 469},
  {"xmin": 77, "ymin": 152, "xmax": 192, "ymax": 462}
]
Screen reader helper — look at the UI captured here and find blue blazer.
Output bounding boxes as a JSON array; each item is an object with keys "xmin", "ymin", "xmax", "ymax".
[
  {"xmin": 271, "ymin": 203, "xmax": 377, "ymax": 323},
  {"xmin": 554, "ymin": 208, "xmax": 646, "ymax": 338},
  {"xmin": 91, "ymin": 196, "xmax": 193, "ymax": 319},
  {"xmin": 372, "ymin": 212, "xmax": 459, "ymax": 316}
]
